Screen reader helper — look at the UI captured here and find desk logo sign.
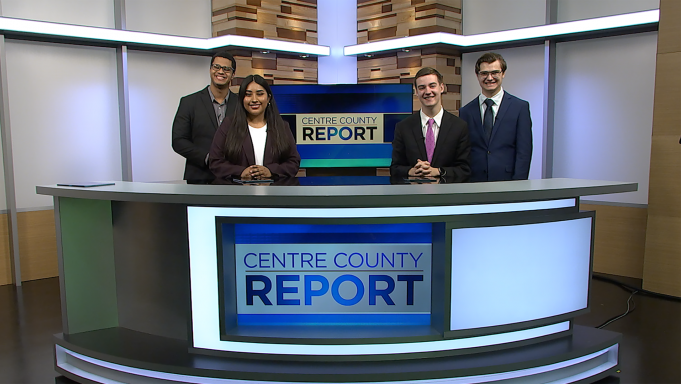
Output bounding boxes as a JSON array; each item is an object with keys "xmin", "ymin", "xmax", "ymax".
[
  {"xmin": 235, "ymin": 244, "xmax": 431, "ymax": 324},
  {"xmin": 296, "ymin": 113, "xmax": 384, "ymax": 144}
]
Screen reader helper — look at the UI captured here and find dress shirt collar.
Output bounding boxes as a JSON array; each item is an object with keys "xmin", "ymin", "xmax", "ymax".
[
  {"xmin": 478, "ymin": 87, "xmax": 504, "ymax": 108},
  {"xmin": 208, "ymin": 86, "xmax": 228, "ymax": 105},
  {"xmin": 420, "ymin": 106, "xmax": 444, "ymax": 129}
]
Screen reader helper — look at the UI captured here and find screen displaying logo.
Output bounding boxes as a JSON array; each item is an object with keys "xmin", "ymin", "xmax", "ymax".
[
  {"xmin": 296, "ymin": 114, "xmax": 384, "ymax": 144},
  {"xmin": 271, "ymin": 84, "xmax": 413, "ymax": 168},
  {"xmin": 222, "ymin": 223, "xmax": 432, "ymax": 326}
]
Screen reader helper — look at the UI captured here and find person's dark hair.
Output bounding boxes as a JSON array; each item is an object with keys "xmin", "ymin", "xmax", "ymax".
[
  {"xmin": 413, "ymin": 67, "xmax": 444, "ymax": 88},
  {"xmin": 211, "ymin": 50, "xmax": 236, "ymax": 71},
  {"xmin": 222, "ymin": 74, "xmax": 291, "ymax": 163},
  {"xmin": 475, "ymin": 52, "xmax": 507, "ymax": 74}
]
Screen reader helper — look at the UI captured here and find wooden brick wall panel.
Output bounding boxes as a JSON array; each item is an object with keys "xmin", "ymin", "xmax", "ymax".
[
  {"xmin": 0, "ymin": 215, "xmax": 11, "ymax": 286},
  {"xmin": 359, "ymin": 77, "xmax": 402, "ymax": 84},
  {"xmin": 358, "ymin": 3, "xmax": 387, "ymax": 18},
  {"xmin": 18, "ymin": 210, "xmax": 58, "ymax": 282},
  {"xmin": 260, "ymin": 0, "xmax": 283, "ymax": 12},
  {"xmin": 286, "ymin": 3, "xmax": 317, "ymax": 19},
  {"xmin": 277, "ymin": 57, "xmax": 318, "ymax": 68},
  {"xmin": 368, "ymin": 26, "xmax": 398, "ymax": 41},
  {"xmin": 358, "ymin": 16, "xmax": 398, "ymax": 33},
  {"xmin": 272, "ymin": 67, "xmax": 317, "ymax": 78},
  {"xmin": 582, "ymin": 203, "xmax": 647, "ymax": 279},
  {"xmin": 357, "ymin": 56, "xmax": 397, "ymax": 68},
  {"xmin": 213, "ymin": 0, "xmax": 317, "ymax": 44},
  {"xmin": 274, "ymin": 79, "xmax": 316, "ymax": 85},
  {"xmin": 276, "ymin": 17, "xmax": 316, "ymax": 33},
  {"xmin": 258, "ymin": 10, "xmax": 278, "ymax": 24}
]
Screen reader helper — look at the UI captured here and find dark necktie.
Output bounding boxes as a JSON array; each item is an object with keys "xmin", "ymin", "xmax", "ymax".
[{"xmin": 483, "ymin": 98, "xmax": 495, "ymax": 140}]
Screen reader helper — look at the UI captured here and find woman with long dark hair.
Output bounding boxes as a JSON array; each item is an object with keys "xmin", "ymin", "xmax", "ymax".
[{"xmin": 209, "ymin": 74, "xmax": 300, "ymax": 180}]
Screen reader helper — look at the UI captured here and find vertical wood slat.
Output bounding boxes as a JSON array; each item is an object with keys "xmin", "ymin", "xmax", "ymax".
[
  {"xmin": 580, "ymin": 203, "xmax": 647, "ymax": 279},
  {"xmin": 0, "ymin": 214, "xmax": 11, "ymax": 285},
  {"xmin": 642, "ymin": 0, "xmax": 681, "ymax": 296}
]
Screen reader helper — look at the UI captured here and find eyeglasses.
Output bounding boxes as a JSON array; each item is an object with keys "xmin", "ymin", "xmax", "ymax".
[
  {"xmin": 478, "ymin": 70, "xmax": 503, "ymax": 78},
  {"xmin": 211, "ymin": 64, "xmax": 234, "ymax": 73}
]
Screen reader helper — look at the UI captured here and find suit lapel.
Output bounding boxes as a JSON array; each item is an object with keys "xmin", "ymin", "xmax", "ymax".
[
  {"xmin": 263, "ymin": 128, "xmax": 274, "ymax": 165},
  {"xmin": 490, "ymin": 93, "xmax": 512, "ymax": 143},
  {"xmin": 411, "ymin": 114, "xmax": 428, "ymax": 161},
  {"xmin": 200, "ymin": 87, "xmax": 219, "ymax": 129},
  {"xmin": 243, "ymin": 129, "xmax": 256, "ymax": 165},
  {"xmin": 432, "ymin": 112, "xmax": 451, "ymax": 165},
  {"xmin": 470, "ymin": 100, "xmax": 486, "ymax": 140}
]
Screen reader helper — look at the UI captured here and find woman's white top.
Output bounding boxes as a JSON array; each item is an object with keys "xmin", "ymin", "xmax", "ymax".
[{"xmin": 248, "ymin": 124, "xmax": 267, "ymax": 166}]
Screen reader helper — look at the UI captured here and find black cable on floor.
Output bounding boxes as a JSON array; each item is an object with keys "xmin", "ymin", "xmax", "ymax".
[
  {"xmin": 596, "ymin": 290, "xmax": 637, "ymax": 329},
  {"xmin": 592, "ymin": 273, "xmax": 681, "ymax": 302}
]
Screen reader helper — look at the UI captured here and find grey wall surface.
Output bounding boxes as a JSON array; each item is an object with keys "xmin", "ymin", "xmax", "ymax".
[
  {"xmin": 553, "ymin": 32, "xmax": 657, "ymax": 205},
  {"xmin": 5, "ymin": 41, "xmax": 122, "ymax": 209},
  {"xmin": 0, "ymin": 0, "xmax": 115, "ymax": 27},
  {"xmin": 125, "ymin": 0, "xmax": 212, "ymax": 38},
  {"xmin": 0, "ymin": 0, "xmax": 212, "ymax": 208},
  {"xmin": 556, "ymin": 0, "xmax": 659, "ymax": 22},
  {"xmin": 462, "ymin": 0, "xmax": 546, "ymax": 35},
  {"xmin": 127, "ymin": 51, "xmax": 210, "ymax": 182}
]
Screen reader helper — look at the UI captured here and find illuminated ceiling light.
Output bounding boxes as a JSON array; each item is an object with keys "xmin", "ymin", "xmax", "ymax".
[
  {"xmin": 0, "ymin": 17, "xmax": 330, "ymax": 56},
  {"xmin": 345, "ymin": 9, "xmax": 659, "ymax": 55}
]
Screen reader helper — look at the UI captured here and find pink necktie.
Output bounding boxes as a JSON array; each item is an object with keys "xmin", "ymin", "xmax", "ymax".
[{"xmin": 425, "ymin": 118, "xmax": 435, "ymax": 163}]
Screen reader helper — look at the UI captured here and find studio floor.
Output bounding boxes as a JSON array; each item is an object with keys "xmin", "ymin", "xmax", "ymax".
[{"xmin": 0, "ymin": 275, "xmax": 679, "ymax": 384}]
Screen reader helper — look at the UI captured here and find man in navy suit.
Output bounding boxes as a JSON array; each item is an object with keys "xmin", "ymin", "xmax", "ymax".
[
  {"xmin": 459, "ymin": 52, "xmax": 532, "ymax": 182},
  {"xmin": 172, "ymin": 50, "xmax": 238, "ymax": 183},
  {"xmin": 390, "ymin": 67, "xmax": 470, "ymax": 182}
]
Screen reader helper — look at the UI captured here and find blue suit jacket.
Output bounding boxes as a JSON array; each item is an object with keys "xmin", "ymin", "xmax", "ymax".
[{"xmin": 459, "ymin": 92, "xmax": 532, "ymax": 182}]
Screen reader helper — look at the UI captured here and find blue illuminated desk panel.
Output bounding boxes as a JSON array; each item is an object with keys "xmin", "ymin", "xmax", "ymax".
[{"xmin": 37, "ymin": 178, "xmax": 636, "ymax": 383}]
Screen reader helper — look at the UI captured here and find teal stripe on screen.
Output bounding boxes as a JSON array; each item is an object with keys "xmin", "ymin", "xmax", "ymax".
[{"xmin": 301, "ymin": 158, "xmax": 391, "ymax": 167}]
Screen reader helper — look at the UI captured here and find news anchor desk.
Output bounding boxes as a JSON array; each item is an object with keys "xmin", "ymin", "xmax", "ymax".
[{"xmin": 37, "ymin": 178, "xmax": 636, "ymax": 384}]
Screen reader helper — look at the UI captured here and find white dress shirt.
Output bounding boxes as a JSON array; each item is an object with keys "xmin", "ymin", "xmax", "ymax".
[
  {"xmin": 420, "ymin": 107, "xmax": 444, "ymax": 144},
  {"xmin": 478, "ymin": 88, "xmax": 505, "ymax": 124},
  {"xmin": 249, "ymin": 124, "xmax": 267, "ymax": 166}
]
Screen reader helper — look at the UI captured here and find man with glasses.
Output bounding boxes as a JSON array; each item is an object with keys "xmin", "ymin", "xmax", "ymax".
[
  {"xmin": 459, "ymin": 52, "xmax": 532, "ymax": 182},
  {"xmin": 172, "ymin": 50, "xmax": 238, "ymax": 183}
]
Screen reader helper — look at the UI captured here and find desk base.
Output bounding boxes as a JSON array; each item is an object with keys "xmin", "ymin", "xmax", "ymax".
[{"xmin": 54, "ymin": 325, "xmax": 619, "ymax": 383}]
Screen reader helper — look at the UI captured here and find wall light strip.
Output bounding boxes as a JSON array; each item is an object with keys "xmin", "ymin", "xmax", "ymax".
[
  {"xmin": 345, "ymin": 9, "xmax": 659, "ymax": 55},
  {"xmin": 0, "ymin": 17, "xmax": 330, "ymax": 56},
  {"xmin": 56, "ymin": 344, "xmax": 617, "ymax": 382}
]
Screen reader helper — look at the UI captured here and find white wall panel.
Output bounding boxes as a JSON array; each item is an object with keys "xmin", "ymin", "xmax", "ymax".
[
  {"xmin": 462, "ymin": 0, "xmax": 545, "ymax": 35},
  {"xmin": 462, "ymin": 45, "xmax": 545, "ymax": 180},
  {"xmin": 128, "ymin": 51, "xmax": 210, "ymax": 182},
  {"xmin": 553, "ymin": 32, "xmax": 657, "ymax": 205},
  {"xmin": 0, "ymin": 0, "xmax": 114, "ymax": 28},
  {"xmin": 557, "ymin": 0, "xmax": 659, "ymax": 22},
  {"xmin": 125, "ymin": 0, "xmax": 211, "ymax": 38},
  {"xmin": 5, "ymin": 41, "xmax": 121, "ymax": 209}
]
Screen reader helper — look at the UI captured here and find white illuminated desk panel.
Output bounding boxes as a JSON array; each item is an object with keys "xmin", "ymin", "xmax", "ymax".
[{"xmin": 37, "ymin": 178, "xmax": 635, "ymax": 384}]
